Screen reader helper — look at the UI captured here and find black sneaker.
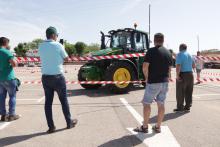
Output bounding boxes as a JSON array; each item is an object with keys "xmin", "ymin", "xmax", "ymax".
[
  {"xmin": 173, "ymin": 108, "xmax": 184, "ymax": 112},
  {"xmin": 67, "ymin": 119, "xmax": 78, "ymax": 129},
  {"xmin": 8, "ymin": 114, "xmax": 21, "ymax": 122},
  {"xmin": 1, "ymin": 115, "xmax": 8, "ymax": 121},
  {"xmin": 184, "ymin": 107, "xmax": 190, "ymax": 112},
  {"xmin": 47, "ymin": 126, "xmax": 56, "ymax": 134}
]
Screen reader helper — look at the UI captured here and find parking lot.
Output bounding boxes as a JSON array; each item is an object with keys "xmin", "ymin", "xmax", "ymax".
[{"xmin": 0, "ymin": 65, "xmax": 220, "ymax": 147}]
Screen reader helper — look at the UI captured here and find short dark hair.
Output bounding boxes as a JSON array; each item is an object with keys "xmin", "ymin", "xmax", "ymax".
[
  {"xmin": 46, "ymin": 27, "xmax": 58, "ymax": 39},
  {"xmin": 179, "ymin": 43, "xmax": 187, "ymax": 51},
  {"xmin": 0, "ymin": 37, "xmax": 9, "ymax": 46},
  {"xmin": 154, "ymin": 33, "xmax": 164, "ymax": 40}
]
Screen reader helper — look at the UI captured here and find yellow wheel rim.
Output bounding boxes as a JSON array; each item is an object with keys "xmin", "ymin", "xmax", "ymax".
[{"xmin": 113, "ymin": 68, "xmax": 131, "ymax": 88}]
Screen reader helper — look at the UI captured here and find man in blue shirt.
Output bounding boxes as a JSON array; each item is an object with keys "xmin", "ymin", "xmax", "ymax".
[
  {"xmin": 174, "ymin": 44, "xmax": 195, "ymax": 112},
  {"xmin": 39, "ymin": 27, "xmax": 77, "ymax": 133}
]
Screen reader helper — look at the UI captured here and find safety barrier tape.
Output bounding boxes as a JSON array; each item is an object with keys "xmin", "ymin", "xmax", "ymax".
[
  {"xmin": 195, "ymin": 56, "xmax": 220, "ymax": 61},
  {"xmin": 201, "ymin": 72, "xmax": 220, "ymax": 77},
  {"xmin": 15, "ymin": 53, "xmax": 145, "ymax": 63},
  {"xmin": 14, "ymin": 70, "xmax": 78, "ymax": 73},
  {"xmin": 15, "ymin": 54, "xmax": 220, "ymax": 63},
  {"xmin": 19, "ymin": 78, "xmax": 220, "ymax": 85},
  {"xmin": 14, "ymin": 70, "xmax": 41, "ymax": 73}
]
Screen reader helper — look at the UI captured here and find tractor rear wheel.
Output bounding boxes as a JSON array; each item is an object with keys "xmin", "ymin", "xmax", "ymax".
[
  {"xmin": 105, "ymin": 61, "xmax": 135, "ymax": 93},
  {"xmin": 78, "ymin": 67, "xmax": 102, "ymax": 89}
]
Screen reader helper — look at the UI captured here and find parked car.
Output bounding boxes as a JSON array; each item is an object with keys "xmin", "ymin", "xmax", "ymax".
[
  {"xmin": 17, "ymin": 63, "xmax": 25, "ymax": 67},
  {"xmin": 27, "ymin": 62, "xmax": 35, "ymax": 67},
  {"xmin": 204, "ymin": 62, "xmax": 220, "ymax": 69}
]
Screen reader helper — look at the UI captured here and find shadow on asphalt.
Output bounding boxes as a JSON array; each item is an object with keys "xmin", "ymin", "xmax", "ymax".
[
  {"xmin": 98, "ymin": 134, "xmax": 145, "ymax": 147},
  {"xmin": 150, "ymin": 112, "xmax": 187, "ymax": 123},
  {"xmin": 0, "ymin": 128, "xmax": 66, "ymax": 146},
  {"xmin": 67, "ymin": 85, "xmax": 144, "ymax": 98}
]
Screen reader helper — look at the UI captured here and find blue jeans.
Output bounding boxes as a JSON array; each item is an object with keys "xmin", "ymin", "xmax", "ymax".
[
  {"xmin": 0, "ymin": 80, "xmax": 17, "ymax": 115},
  {"xmin": 42, "ymin": 74, "xmax": 72, "ymax": 128}
]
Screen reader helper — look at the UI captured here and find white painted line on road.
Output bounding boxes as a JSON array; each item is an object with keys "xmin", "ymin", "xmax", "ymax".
[
  {"xmin": 206, "ymin": 84, "xmax": 220, "ymax": 87},
  {"xmin": 127, "ymin": 127, "xmax": 180, "ymax": 147},
  {"xmin": 37, "ymin": 96, "xmax": 45, "ymax": 103},
  {"xmin": 193, "ymin": 96, "xmax": 201, "ymax": 99},
  {"xmin": 194, "ymin": 94, "xmax": 220, "ymax": 97},
  {"xmin": 120, "ymin": 98, "xmax": 143, "ymax": 125},
  {"xmin": 120, "ymin": 98, "xmax": 180, "ymax": 147},
  {"xmin": 0, "ymin": 122, "xmax": 11, "ymax": 130}
]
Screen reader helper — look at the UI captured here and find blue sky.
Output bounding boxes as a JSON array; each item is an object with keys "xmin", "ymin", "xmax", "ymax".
[{"xmin": 0, "ymin": 0, "xmax": 220, "ymax": 54}]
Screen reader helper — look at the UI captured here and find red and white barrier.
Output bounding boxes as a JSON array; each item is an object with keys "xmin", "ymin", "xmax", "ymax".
[
  {"xmin": 195, "ymin": 56, "xmax": 220, "ymax": 61},
  {"xmin": 15, "ymin": 54, "xmax": 220, "ymax": 63},
  {"xmin": 15, "ymin": 53, "xmax": 146, "ymax": 63},
  {"xmin": 201, "ymin": 71, "xmax": 220, "ymax": 77},
  {"xmin": 19, "ymin": 78, "xmax": 220, "ymax": 85}
]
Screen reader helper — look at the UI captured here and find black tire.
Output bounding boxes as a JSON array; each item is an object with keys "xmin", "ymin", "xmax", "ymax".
[
  {"xmin": 78, "ymin": 66, "xmax": 102, "ymax": 89},
  {"xmin": 105, "ymin": 61, "xmax": 135, "ymax": 93}
]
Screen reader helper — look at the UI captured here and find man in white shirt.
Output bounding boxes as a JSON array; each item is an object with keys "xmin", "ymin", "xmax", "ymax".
[{"xmin": 195, "ymin": 51, "xmax": 204, "ymax": 84}]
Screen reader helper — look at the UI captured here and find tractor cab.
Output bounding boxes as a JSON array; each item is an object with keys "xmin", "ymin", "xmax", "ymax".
[{"xmin": 101, "ymin": 28, "xmax": 149, "ymax": 53}]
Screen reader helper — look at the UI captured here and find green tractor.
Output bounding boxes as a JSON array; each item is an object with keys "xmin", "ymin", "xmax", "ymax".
[{"xmin": 78, "ymin": 27, "xmax": 149, "ymax": 93}]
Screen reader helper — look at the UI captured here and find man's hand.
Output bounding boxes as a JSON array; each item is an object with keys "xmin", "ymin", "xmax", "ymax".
[
  {"xmin": 64, "ymin": 57, "xmax": 69, "ymax": 62},
  {"xmin": 176, "ymin": 75, "xmax": 182, "ymax": 81},
  {"xmin": 144, "ymin": 78, "xmax": 148, "ymax": 83},
  {"xmin": 142, "ymin": 62, "xmax": 149, "ymax": 83},
  {"xmin": 9, "ymin": 59, "xmax": 17, "ymax": 67},
  {"xmin": 176, "ymin": 64, "xmax": 182, "ymax": 81}
]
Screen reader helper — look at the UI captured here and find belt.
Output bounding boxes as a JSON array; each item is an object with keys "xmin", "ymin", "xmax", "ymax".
[
  {"xmin": 180, "ymin": 71, "xmax": 193, "ymax": 74},
  {"xmin": 42, "ymin": 74, "xmax": 62, "ymax": 77}
]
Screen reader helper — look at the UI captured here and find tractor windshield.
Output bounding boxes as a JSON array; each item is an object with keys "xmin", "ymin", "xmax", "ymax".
[{"xmin": 111, "ymin": 32, "xmax": 131, "ymax": 49}]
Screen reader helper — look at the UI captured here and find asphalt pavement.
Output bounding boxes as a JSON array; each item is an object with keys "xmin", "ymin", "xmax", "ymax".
[{"xmin": 0, "ymin": 66, "xmax": 220, "ymax": 147}]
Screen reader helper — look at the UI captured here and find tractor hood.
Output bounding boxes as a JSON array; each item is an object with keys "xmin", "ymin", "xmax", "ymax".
[{"xmin": 91, "ymin": 48, "xmax": 122, "ymax": 56}]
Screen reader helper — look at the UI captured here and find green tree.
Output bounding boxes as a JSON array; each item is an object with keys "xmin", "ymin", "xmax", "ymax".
[
  {"xmin": 64, "ymin": 42, "xmax": 75, "ymax": 56},
  {"xmin": 85, "ymin": 43, "xmax": 100, "ymax": 54},
  {"xmin": 14, "ymin": 43, "xmax": 27, "ymax": 57},
  {"xmin": 75, "ymin": 42, "xmax": 86, "ymax": 56},
  {"xmin": 29, "ymin": 38, "xmax": 44, "ymax": 49},
  {"xmin": 14, "ymin": 38, "xmax": 44, "ymax": 56}
]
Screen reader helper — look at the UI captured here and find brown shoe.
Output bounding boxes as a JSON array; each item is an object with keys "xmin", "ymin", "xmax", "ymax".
[
  {"xmin": 1, "ymin": 115, "xmax": 8, "ymax": 121},
  {"xmin": 8, "ymin": 114, "xmax": 20, "ymax": 122}
]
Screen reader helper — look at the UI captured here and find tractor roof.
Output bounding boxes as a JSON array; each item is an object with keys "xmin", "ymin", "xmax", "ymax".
[{"xmin": 108, "ymin": 28, "xmax": 148, "ymax": 35}]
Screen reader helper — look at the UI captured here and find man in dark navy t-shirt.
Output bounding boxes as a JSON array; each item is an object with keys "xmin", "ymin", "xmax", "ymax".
[{"xmin": 134, "ymin": 33, "xmax": 172, "ymax": 133}]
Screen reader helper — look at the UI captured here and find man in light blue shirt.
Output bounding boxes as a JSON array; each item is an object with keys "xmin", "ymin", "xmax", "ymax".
[
  {"xmin": 176, "ymin": 49, "xmax": 194, "ymax": 72},
  {"xmin": 174, "ymin": 44, "xmax": 195, "ymax": 112},
  {"xmin": 39, "ymin": 27, "xmax": 77, "ymax": 133},
  {"xmin": 39, "ymin": 39, "xmax": 68, "ymax": 75}
]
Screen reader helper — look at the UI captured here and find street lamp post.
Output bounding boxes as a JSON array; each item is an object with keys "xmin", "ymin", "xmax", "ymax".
[
  {"xmin": 197, "ymin": 35, "xmax": 200, "ymax": 52},
  {"xmin": 149, "ymin": 4, "xmax": 151, "ymax": 46}
]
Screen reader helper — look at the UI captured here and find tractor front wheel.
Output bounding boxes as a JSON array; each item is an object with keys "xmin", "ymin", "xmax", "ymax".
[{"xmin": 105, "ymin": 61, "xmax": 135, "ymax": 93}]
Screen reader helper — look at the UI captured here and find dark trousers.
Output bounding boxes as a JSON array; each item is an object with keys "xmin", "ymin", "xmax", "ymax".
[
  {"xmin": 176, "ymin": 72, "xmax": 194, "ymax": 109},
  {"xmin": 42, "ymin": 74, "xmax": 72, "ymax": 128}
]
